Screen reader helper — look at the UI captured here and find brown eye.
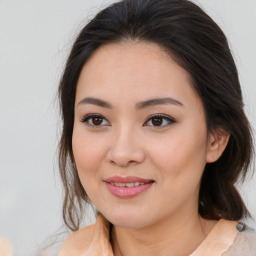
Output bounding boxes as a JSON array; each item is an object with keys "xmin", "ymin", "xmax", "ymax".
[
  {"xmin": 81, "ymin": 114, "xmax": 110, "ymax": 127},
  {"xmin": 144, "ymin": 114, "xmax": 175, "ymax": 128},
  {"xmin": 92, "ymin": 117, "xmax": 103, "ymax": 125},
  {"xmin": 151, "ymin": 117, "xmax": 163, "ymax": 126}
]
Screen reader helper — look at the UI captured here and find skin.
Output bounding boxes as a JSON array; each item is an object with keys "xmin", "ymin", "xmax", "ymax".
[{"xmin": 72, "ymin": 41, "xmax": 229, "ymax": 256}]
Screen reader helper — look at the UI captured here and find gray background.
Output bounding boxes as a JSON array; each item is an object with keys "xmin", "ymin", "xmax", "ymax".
[{"xmin": 0, "ymin": 0, "xmax": 255, "ymax": 255}]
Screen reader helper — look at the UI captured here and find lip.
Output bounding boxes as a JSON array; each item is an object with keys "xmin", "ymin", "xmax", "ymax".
[
  {"xmin": 104, "ymin": 176, "xmax": 154, "ymax": 183},
  {"xmin": 104, "ymin": 176, "xmax": 154, "ymax": 198}
]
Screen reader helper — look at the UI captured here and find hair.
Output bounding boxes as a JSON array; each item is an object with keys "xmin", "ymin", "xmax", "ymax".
[{"xmin": 58, "ymin": 0, "xmax": 254, "ymax": 231}]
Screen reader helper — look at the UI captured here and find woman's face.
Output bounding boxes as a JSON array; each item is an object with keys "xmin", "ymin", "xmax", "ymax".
[{"xmin": 72, "ymin": 41, "xmax": 215, "ymax": 228}]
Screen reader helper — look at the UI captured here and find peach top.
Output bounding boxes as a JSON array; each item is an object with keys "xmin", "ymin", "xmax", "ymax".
[
  {"xmin": 58, "ymin": 213, "xmax": 242, "ymax": 256},
  {"xmin": 0, "ymin": 238, "xmax": 12, "ymax": 256}
]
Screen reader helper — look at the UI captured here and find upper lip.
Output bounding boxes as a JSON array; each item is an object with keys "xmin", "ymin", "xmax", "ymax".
[{"xmin": 104, "ymin": 176, "xmax": 154, "ymax": 183}]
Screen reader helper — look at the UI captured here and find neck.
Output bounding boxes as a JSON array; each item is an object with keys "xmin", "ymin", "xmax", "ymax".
[{"xmin": 111, "ymin": 211, "xmax": 217, "ymax": 256}]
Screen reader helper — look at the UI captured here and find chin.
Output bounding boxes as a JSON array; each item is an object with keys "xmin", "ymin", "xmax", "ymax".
[
  {"xmin": 101, "ymin": 208, "xmax": 152, "ymax": 228},
  {"xmin": 111, "ymin": 217, "xmax": 148, "ymax": 229}
]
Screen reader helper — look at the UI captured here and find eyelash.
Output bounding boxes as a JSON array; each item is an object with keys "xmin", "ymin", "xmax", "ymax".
[
  {"xmin": 144, "ymin": 114, "xmax": 175, "ymax": 127},
  {"xmin": 80, "ymin": 114, "xmax": 110, "ymax": 127},
  {"xmin": 80, "ymin": 113, "xmax": 176, "ymax": 128}
]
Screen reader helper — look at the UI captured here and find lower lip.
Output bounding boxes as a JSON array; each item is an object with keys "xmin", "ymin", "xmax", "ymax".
[{"xmin": 105, "ymin": 182, "xmax": 154, "ymax": 198}]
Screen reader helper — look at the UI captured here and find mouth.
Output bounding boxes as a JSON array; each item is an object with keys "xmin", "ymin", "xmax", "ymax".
[
  {"xmin": 104, "ymin": 176, "xmax": 155, "ymax": 198},
  {"xmin": 109, "ymin": 182, "xmax": 148, "ymax": 187}
]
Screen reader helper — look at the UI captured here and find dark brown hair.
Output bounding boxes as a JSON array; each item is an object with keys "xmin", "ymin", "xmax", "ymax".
[{"xmin": 58, "ymin": 0, "xmax": 254, "ymax": 231}]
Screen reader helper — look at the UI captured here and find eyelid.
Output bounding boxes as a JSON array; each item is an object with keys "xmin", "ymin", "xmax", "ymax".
[
  {"xmin": 80, "ymin": 113, "xmax": 110, "ymax": 127},
  {"xmin": 143, "ymin": 113, "xmax": 176, "ymax": 127},
  {"xmin": 80, "ymin": 113, "xmax": 176, "ymax": 128}
]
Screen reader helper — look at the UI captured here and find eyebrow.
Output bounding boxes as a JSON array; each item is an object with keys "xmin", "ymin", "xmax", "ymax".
[
  {"xmin": 136, "ymin": 97, "xmax": 183, "ymax": 109},
  {"xmin": 77, "ymin": 97, "xmax": 112, "ymax": 108},
  {"xmin": 77, "ymin": 97, "xmax": 183, "ymax": 109}
]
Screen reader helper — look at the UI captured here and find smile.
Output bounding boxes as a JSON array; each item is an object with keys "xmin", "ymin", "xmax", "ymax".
[
  {"xmin": 104, "ymin": 176, "xmax": 154, "ymax": 198},
  {"xmin": 110, "ymin": 182, "xmax": 145, "ymax": 187}
]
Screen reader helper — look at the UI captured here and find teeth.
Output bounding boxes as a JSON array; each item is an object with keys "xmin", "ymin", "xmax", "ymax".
[{"xmin": 111, "ymin": 182, "xmax": 145, "ymax": 187}]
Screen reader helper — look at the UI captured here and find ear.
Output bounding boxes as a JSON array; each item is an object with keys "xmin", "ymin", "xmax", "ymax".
[{"xmin": 206, "ymin": 128, "xmax": 230, "ymax": 163}]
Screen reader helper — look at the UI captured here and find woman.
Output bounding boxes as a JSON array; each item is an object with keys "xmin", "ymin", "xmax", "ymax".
[{"xmin": 57, "ymin": 0, "xmax": 255, "ymax": 255}]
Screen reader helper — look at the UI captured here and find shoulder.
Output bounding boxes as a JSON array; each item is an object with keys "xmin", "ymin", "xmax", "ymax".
[
  {"xmin": 223, "ymin": 223, "xmax": 256, "ymax": 256},
  {"xmin": 58, "ymin": 224, "xmax": 95, "ymax": 256},
  {"xmin": 0, "ymin": 238, "xmax": 12, "ymax": 256},
  {"xmin": 58, "ymin": 213, "xmax": 112, "ymax": 256}
]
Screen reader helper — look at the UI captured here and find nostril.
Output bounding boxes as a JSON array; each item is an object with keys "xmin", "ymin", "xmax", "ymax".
[
  {"xmin": 110, "ymin": 159, "xmax": 137, "ymax": 167},
  {"xmin": 106, "ymin": 138, "xmax": 146, "ymax": 166}
]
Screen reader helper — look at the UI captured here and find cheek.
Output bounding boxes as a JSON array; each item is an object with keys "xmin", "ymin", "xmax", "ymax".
[
  {"xmin": 149, "ymin": 125, "xmax": 208, "ymax": 178},
  {"xmin": 148, "ymin": 130, "xmax": 208, "ymax": 210},
  {"xmin": 72, "ymin": 127, "xmax": 106, "ymax": 185}
]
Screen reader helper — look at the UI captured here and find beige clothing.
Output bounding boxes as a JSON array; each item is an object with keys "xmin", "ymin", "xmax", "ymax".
[
  {"xmin": 0, "ymin": 238, "xmax": 12, "ymax": 256},
  {"xmin": 58, "ymin": 214, "xmax": 256, "ymax": 256}
]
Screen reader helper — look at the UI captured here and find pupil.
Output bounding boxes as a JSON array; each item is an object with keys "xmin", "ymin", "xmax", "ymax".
[
  {"xmin": 152, "ymin": 118, "xmax": 163, "ymax": 126},
  {"xmin": 92, "ymin": 117, "xmax": 103, "ymax": 125}
]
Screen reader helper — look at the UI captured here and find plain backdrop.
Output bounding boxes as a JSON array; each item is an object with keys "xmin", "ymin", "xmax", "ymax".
[{"xmin": 0, "ymin": 0, "xmax": 255, "ymax": 255}]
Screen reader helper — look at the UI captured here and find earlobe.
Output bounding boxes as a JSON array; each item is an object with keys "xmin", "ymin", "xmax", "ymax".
[{"xmin": 206, "ymin": 129, "xmax": 230, "ymax": 163}]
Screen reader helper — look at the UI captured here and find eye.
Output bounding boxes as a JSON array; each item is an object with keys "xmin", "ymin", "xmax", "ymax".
[
  {"xmin": 143, "ymin": 114, "xmax": 175, "ymax": 128},
  {"xmin": 80, "ymin": 114, "xmax": 110, "ymax": 127}
]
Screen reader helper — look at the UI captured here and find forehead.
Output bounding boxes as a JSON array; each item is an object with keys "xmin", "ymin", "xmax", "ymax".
[{"xmin": 75, "ymin": 41, "xmax": 200, "ymax": 108}]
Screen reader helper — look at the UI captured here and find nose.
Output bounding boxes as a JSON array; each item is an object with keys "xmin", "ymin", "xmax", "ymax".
[{"xmin": 106, "ymin": 126, "xmax": 146, "ymax": 167}]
